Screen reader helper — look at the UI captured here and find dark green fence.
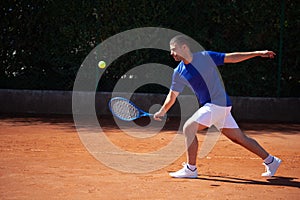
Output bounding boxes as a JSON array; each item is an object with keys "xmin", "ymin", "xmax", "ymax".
[{"xmin": 1, "ymin": 0, "xmax": 299, "ymax": 97}]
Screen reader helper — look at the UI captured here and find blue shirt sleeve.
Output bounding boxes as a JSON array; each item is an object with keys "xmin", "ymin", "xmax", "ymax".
[
  {"xmin": 170, "ymin": 70, "xmax": 185, "ymax": 93},
  {"xmin": 206, "ymin": 51, "xmax": 225, "ymax": 66}
]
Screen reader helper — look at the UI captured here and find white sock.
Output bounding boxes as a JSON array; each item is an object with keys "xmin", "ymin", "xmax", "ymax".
[
  {"xmin": 187, "ymin": 164, "xmax": 197, "ymax": 171},
  {"xmin": 264, "ymin": 155, "xmax": 274, "ymax": 164}
]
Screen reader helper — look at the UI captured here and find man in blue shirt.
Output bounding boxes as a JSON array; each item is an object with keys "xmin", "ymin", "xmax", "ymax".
[{"xmin": 154, "ymin": 35, "xmax": 281, "ymax": 178}]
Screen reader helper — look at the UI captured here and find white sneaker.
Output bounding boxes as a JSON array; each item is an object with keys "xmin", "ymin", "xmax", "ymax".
[
  {"xmin": 169, "ymin": 163, "xmax": 198, "ymax": 178},
  {"xmin": 261, "ymin": 156, "xmax": 282, "ymax": 177}
]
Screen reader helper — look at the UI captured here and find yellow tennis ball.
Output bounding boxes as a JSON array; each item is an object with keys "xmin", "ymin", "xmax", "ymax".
[{"xmin": 98, "ymin": 61, "xmax": 106, "ymax": 69}]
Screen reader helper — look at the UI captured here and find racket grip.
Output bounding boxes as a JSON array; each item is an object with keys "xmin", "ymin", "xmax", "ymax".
[{"xmin": 150, "ymin": 114, "xmax": 167, "ymax": 120}]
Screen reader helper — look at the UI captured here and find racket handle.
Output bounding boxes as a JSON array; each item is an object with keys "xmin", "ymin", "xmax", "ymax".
[{"xmin": 150, "ymin": 114, "xmax": 167, "ymax": 120}]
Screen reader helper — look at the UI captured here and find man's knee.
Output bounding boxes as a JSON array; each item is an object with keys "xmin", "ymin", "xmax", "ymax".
[{"xmin": 183, "ymin": 120, "xmax": 198, "ymax": 136}]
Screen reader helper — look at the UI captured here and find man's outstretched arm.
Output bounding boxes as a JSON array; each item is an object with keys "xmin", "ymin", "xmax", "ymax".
[
  {"xmin": 224, "ymin": 50, "xmax": 276, "ymax": 63},
  {"xmin": 154, "ymin": 90, "xmax": 179, "ymax": 121}
]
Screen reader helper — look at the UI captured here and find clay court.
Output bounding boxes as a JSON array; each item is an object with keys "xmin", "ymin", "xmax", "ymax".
[{"xmin": 0, "ymin": 115, "xmax": 299, "ymax": 200}]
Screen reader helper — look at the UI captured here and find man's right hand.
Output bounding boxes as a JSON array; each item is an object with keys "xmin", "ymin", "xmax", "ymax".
[{"xmin": 153, "ymin": 110, "xmax": 166, "ymax": 121}]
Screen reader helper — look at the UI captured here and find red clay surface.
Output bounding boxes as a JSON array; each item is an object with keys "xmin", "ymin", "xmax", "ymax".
[{"xmin": 0, "ymin": 115, "xmax": 299, "ymax": 200}]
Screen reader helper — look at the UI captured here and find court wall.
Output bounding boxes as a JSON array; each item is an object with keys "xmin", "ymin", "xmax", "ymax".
[{"xmin": 0, "ymin": 89, "xmax": 299, "ymax": 122}]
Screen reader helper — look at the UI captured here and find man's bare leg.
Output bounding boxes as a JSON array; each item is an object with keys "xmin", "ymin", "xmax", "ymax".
[
  {"xmin": 183, "ymin": 121, "xmax": 208, "ymax": 165},
  {"xmin": 221, "ymin": 128, "xmax": 268, "ymax": 159},
  {"xmin": 221, "ymin": 127, "xmax": 281, "ymax": 176},
  {"xmin": 168, "ymin": 120, "xmax": 207, "ymax": 178}
]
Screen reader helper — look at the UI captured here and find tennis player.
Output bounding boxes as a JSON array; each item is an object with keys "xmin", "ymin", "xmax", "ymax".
[{"xmin": 154, "ymin": 35, "xmax": 281, "ymax": 178}]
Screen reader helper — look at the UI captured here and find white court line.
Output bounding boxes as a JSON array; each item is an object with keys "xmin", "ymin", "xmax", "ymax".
[
  {"xmin": 7, "ymin": 148, "xmax": 297, "ymax": 161},
  {"xmin": 205, "ymin": 156, "xmax": 260, "ymax": 160},
  {"xmin": 205, "ymin": 155, "xmax": 300, "ymax": 161},
  {"xmin": 91, "ymin": 152, "xmax": 300, "ymax": 161}
]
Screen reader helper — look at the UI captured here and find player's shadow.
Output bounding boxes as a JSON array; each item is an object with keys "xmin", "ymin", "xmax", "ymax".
[{"xmin": 197, "ymin": 175, "xmax": 300, "ymax": 188}]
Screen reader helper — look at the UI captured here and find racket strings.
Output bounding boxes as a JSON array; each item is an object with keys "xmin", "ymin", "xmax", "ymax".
[{"xmin": 110, "ymin": 99, "xmax": 139, "ymax": 120}]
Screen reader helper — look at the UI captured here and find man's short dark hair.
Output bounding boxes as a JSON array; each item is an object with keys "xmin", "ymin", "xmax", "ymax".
[{"xmin": 170, "ymin": 35, "xmax": 192, "ymax": 48}]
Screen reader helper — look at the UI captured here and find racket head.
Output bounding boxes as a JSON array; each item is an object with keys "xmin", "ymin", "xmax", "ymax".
[{"xmin": 108, "ymin": 97, "xmax": 151, "ymax": 121}]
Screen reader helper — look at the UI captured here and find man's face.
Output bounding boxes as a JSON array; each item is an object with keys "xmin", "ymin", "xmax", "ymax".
[{"xmin": 170, "ymin": 43, "xmax": 185, "ymax": 61}]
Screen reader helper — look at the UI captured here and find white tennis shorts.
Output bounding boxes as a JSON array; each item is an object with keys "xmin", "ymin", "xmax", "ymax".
[{"xmin": 190, "ymin": 103, "xmax": 239, "ymax": 130}]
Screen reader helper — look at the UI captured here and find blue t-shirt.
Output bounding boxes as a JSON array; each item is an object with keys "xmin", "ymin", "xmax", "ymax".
[{"xmin": 171, "ymin": 51, "xmax": 231, "ymax": 106}]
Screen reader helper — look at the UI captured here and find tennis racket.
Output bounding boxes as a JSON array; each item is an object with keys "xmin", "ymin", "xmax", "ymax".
[{"xmin": 108, "ymin": 97, "xmax": 160, "ymax": 121}]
